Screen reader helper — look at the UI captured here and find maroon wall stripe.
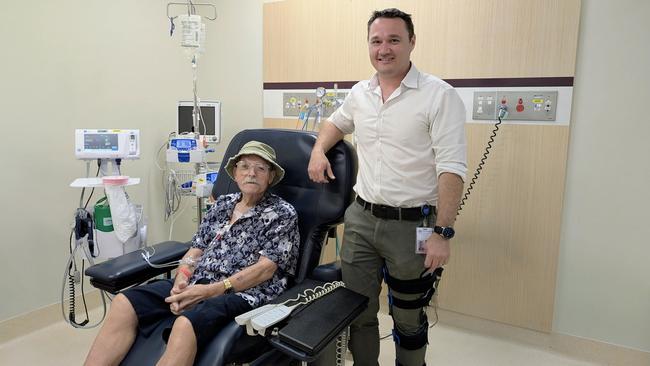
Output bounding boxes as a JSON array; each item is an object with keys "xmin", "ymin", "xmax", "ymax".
[
  {"xmin": 264, "ymin": 77, "xmax": 573, "ymax": 90},
  {"xmin": 264, "ymin": 81, "xmax": 358, "ymax": 90},
  {"xmin": 446, "ymin": 77, "xmax": 574, "ymax": 87}
]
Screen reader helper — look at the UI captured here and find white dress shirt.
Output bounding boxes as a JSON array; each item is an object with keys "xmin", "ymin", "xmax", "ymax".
[{"xmin": 328, "ymin": 64, "xmax": 467, "ymax": 207}]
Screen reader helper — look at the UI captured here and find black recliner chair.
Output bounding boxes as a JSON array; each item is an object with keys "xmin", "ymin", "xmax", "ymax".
[{"xmin": 86, "ymin": 128, "xmax": 364, "ymax": 365}]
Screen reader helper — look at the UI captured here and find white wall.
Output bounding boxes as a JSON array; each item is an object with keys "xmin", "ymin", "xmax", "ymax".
[
  {"xmin": 554, "ymin": 0, "xmax": 650, "ymax": 352},
  {"xmin": 0, "ymin": 0, "xmax": 262, "ymax": 321}
]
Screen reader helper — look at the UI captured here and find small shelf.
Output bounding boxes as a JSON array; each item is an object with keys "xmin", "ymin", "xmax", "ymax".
[{"xmin": 70, "ymin": 177, "xmax": 141, "ymax": 188}]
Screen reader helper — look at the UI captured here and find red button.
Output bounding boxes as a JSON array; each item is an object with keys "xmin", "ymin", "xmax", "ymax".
[{"xmin": 516, "ymin": 104, "xmax": 524, "ymax": 112}]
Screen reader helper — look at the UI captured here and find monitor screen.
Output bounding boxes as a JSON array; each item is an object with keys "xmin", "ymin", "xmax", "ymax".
[
  {"xmin": 84, "ymin": 133, "xmax": 118, "ymax": 151},
  {"xmin": 178, "ymin": 105, "xmax": 216, "ymax": 135}
]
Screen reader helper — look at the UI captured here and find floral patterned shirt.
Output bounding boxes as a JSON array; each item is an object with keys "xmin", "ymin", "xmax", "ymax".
[{"xmin": 189, "ymin": 192, "xmax": 299, "ymax": 307}]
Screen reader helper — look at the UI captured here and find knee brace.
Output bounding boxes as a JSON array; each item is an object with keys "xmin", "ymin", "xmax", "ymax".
[
  {"xmin": 382, "ymin": 267, "xmax": 443, "ymax": 351},
  {"xmin": 382, "ymin": 266, "xmax": 443, "ymax": 310},
  {"xmin": 392, "ymin": 321, "xmax": 429, "ymax": 350}
]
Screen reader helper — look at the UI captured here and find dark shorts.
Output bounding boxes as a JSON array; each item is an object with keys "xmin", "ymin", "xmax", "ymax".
[{"xmin": 122, "ymin": 279, "xmax": 253, "ymax": 348}]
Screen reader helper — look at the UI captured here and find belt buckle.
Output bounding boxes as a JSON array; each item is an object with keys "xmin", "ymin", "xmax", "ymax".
[
  {"xmin": 370, "ymin": 203, "xmax": 382, "ymax": 218},
  {"xmin": 366, "ymin": 200, "xmax": 373, "ymax": 212}
]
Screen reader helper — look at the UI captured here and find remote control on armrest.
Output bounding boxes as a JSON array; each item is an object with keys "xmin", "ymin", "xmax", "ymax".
[
  {"xmin": 235, "ymin": 303, "xmax": 282, "ymax": 336},
  {"xmin": 251, "ymin": 305, "xmax": 296, "ymax": 335}
]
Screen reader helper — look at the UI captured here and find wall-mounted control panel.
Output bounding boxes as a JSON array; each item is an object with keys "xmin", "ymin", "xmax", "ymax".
[
  {"xmin": 282, "ymin": 92, "xmax": 347, "ymax": 117},
  {"xmin": 473, "ymin": 91, "xmax": 558, "ymax": 121}
]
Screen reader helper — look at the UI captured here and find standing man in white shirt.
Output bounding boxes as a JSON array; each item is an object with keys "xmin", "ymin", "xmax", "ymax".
[{"xmin": 308, "ymin": 8, "xmax": 467, "ymax": 366}]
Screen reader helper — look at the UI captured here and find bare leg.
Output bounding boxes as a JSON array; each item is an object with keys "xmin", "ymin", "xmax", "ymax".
[
  {"xmin": 156, "ymin": 316, "xmax": 197, "ymax": 366},
  {"xmin": 84, "ymin": 294, "xmax": 138, "ymax": 366}
]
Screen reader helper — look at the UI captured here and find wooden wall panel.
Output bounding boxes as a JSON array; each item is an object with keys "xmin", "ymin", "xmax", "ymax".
[
  {"xmin": 264, "ymin": 0, "xmax": 581, "ymax": 81},
  {"xmin": 264, "ymin": 0, "xmax": 372, "ymax": 82},
  {"xmin": 441, "ymin": 124, "xmax": 569, "ymax": 331},
  {"xmin": 263, "ymin": 118, "xmax": 301, "ymax": 130}
]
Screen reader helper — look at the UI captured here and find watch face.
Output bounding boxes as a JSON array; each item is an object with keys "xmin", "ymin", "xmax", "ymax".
[
  {"xmin": 441, "ymin": 227, "xmax": 455, "ymax": 238},
  {"xmin": 435, "ymin": 226, "xmax": 455, "ymax": 239}
]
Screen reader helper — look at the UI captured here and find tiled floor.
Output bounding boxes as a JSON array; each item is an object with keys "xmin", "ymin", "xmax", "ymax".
[{"xmin": 0, "ymin": 305, "xmax": 603, "ymax": 366}]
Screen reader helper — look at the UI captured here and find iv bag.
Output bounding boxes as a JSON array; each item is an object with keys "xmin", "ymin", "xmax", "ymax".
[{"xmin": 179, "ymin": 14, "xmax": 202, "ymax": 48}]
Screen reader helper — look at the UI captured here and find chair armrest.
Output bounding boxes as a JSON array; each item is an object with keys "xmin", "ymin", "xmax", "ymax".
[
  {"xmin": 85, "ymin": 241, "xmax": 191, "ymax": 293},
  {"xmin": 309, "ymin": 260, "xmax": 342, "ymax": 282},
  {"xmin": 268, "ymin": 280, "xmax": 368, "ymax": 361}
]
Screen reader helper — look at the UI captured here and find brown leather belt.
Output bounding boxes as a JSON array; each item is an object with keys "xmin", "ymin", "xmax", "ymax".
[{"xmin": 356, "ymin": 196, "xmax": 431, "ymax": 221}]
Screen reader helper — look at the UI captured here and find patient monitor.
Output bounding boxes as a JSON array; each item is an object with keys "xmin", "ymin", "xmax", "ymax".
[
  {"xmin": 75, "ymin": 129, "xmax": 140, "ymax": 160},
  {"xmin": 177, "ymin": 100, "xmax": 221, "ymax": 143}
]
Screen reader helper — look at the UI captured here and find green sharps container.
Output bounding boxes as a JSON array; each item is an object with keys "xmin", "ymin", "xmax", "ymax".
[{"xmin": 94, "ymin": 197, "xmax": 114, "ymax": 232}]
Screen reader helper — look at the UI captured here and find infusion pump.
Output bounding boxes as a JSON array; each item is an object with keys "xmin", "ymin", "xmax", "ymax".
[{"xmin": 75, "ymin": 129, "xmax": 140, "ymax": 160}]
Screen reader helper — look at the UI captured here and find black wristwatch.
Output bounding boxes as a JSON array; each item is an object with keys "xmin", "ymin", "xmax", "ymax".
[{"xmin": 433, "ymin": 226, "xmax": 455, "ymax": 239}]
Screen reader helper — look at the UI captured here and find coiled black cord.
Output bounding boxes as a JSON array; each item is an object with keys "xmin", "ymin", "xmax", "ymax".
[
  {"xmin": 67, "ymin": 262, "xmax": 89, "ymax": 326},
  {"xmin": 66, "ymin": 163, "xmax": 98, "ymax": 327},
  {"xmin": 457, "ymin": 113, "xmax": 503, "ymax": 214},
  {"xmin": 67, "ymin": 268, "xmax": 75, "ymax": 322}
]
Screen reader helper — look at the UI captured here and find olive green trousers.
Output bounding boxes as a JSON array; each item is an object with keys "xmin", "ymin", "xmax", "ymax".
[{"xmin": 341, "ymin": 200, "xmax": 433, "ymax": 366}]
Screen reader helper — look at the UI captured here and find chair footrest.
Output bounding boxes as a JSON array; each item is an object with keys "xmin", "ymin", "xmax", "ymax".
[{"xmin": 85, "ymin": 241, "xmax": 190, "ymax": 293}]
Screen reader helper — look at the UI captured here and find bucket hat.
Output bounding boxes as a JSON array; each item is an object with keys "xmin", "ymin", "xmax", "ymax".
[{"xmin": 224, "ymin": 141, "xmax": 285, "ymax": 186}]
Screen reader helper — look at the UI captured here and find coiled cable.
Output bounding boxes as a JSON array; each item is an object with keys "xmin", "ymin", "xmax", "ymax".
[
  {"xmin": 335, "ymin": 327, "xmax": 349, "ymax": 366},
  {"xmin": 61, "ymin": 181, "xmax": 108, "ymax": 329},
  {"xmin": 458, "ymin": 110, "xmax": 505, "ymax": 214},
  {"xmin": 67, "ymin": 266, "xmax": 86, "ymax": 326},
  {"xmin": 61, "ymin": 241, "xmax": 107, "ymax": 329},
  {"xmin": 292, "ymin": 281, "xmax": 344, "ymax": 305}
]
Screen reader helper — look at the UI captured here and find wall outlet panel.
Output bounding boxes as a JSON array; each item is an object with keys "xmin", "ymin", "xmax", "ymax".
[
  {"xmin": 473, "ymin": 92, "xmax": 498, "ymax": 120},
  {"xmin": 282, "ymin": 92, "xmax": 346, "ymax": 117},
  {"xmin": 473, "ymin": 91, "xmax": 559, "ymax": 121}
]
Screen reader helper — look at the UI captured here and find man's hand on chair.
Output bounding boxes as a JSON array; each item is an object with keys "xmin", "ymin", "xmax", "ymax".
[{"xmin": 308, "ymin": 149, "xmax": 335, "ymax": 183}]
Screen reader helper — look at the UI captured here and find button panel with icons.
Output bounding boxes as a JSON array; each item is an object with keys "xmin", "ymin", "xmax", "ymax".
[{"xmin": 473, "ymin": 91, "xmax": 558, "ymax": 121}]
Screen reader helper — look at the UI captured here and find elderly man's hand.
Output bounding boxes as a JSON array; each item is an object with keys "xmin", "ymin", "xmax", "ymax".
[
  {"xmin": 169, "ymin": 270, "xmax": 191, "ymax": 312},
  {"xmin": 165, "ymin": 284, "xmax": 212, "ymax": 315},
  {"xmin": 171, "ymin": 275, "xmax": 189, "ymax": 295}
]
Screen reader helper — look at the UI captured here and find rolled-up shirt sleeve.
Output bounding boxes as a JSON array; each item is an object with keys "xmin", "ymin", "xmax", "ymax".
[
  {"xmin": 431, "ymin": 87, "xmax": 468, "ymax": 181},
  {"xmin": 327, "ymin": 88, "xmax": 356, "ymax": 135}
]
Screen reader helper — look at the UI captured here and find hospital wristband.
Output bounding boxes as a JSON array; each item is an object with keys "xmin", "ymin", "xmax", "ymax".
[{"xmin": 177, "ymin": 266, "xmax": 192, "ymax": 279}]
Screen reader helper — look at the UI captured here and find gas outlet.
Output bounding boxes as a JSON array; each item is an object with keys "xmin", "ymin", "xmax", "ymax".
[{"xmin": 473, "ymin": 91, "xmax": 558, "ymax": 121}]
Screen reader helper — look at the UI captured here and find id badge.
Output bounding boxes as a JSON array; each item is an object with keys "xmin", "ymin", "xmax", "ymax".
[{"xmin": 416, "ymin": 227, "xmax": 433, "ymax": 254}]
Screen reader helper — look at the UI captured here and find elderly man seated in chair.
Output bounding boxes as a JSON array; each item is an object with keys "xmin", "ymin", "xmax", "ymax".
[{"xmin": 85, "ymin": 141, "xmax": 300, "ymax": 366}]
